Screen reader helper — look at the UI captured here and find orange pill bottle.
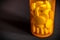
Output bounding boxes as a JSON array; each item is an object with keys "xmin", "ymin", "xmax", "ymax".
[{"xmin": 30, "ymin": 0, "xmax": 56, "ymax": 38}]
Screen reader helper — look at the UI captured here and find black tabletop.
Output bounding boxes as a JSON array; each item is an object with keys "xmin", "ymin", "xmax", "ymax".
[{"xmin": 0, "ymin": 0, "xmax": 60, "ymax": 40}]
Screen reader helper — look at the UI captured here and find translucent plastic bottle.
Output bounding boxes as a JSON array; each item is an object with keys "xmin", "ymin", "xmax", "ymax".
[{"xmin": 30, "ymin": 0, "xmax": 56, "ymax": 38}]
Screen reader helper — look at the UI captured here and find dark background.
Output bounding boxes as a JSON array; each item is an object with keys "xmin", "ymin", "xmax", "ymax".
[{"xmin": 0, "ymin": 0, "xmax": 60, "ymax": 40}]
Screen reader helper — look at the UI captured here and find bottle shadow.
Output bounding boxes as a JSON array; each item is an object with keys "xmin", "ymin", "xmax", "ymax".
[
  {"xmin": 0, "ymin": 17, "xmax": 31, "ymax": 34},
  {"xmin": 0, "ymin": 0, "xmax": 31, "ymax": 36}
]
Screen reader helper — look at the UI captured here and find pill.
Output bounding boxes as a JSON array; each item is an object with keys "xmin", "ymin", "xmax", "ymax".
[
  {"xmin": 46, "ymin": 19, "xmax": 53, "ymax": 28},
  {"xmin": 45, "ymin": 1, "xmax": 51, "ymax": 9},
  {"xmin": 36, "ymin": 1, "xmax": 44, "ymax": 6},
  {"xmin": 31, "ymin": 3, "xmax": 36, "ymax": 10},
  {"xmin": 36, "ymin": 27, "xmax": 40, "ymax": 34},
  {"xmin": 33, "ymin": 25, "xmax": 36, "ymax": 33},
  {"xmin": 44, "ymin": 28, "xmax": 49, "ymax": 34},
  {"xmin": 35, "ymin": 7, "xmax": 41, "ymax": 16},
  {"xmin": 41, "ymin": 27, "xmax": 44, "ymax": 35},
  {"xmin": 35, "ymin": 16, "xmax": 46, "ymax": 25}
]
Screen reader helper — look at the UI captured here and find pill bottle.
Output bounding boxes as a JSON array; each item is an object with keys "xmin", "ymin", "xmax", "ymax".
[{"xmin": 30, "ymin": 0, "xmax": 56, "ymax": 38}]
